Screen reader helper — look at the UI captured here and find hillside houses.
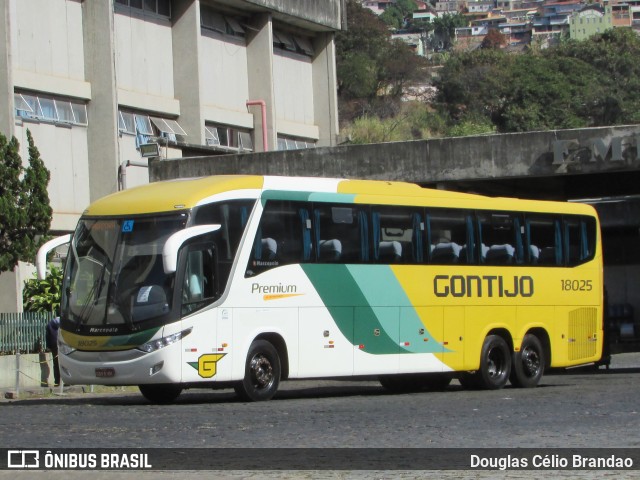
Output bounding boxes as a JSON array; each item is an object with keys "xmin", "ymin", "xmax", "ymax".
[{"xmin": 361, "ymin": 0, "xmax": 640, "ymax": 53}]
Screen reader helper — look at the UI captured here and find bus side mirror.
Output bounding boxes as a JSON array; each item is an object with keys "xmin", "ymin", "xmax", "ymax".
[
  {"xmin": 36, "ymin": 234, "xmax": 72, "ymax": 279},
  {"xmin": 162, "ymin": 225, "xmax": 221, "ymax": 274}
]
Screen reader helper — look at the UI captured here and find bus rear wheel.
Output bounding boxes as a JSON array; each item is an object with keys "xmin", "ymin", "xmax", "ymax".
[
  {"xmin": 463, "ymin": 335, "xmax": 511, "ymax": 390},
  {"xmin": 139, "ymin": 384, "xmax": 183, "ymax": 404},
  {"xmin": 510, "ymin": 334, "xmax": 545, "ymax": 388},
  {"xmin": 234, "ymin": 339, "xmax": 281, "ymax": 402}
]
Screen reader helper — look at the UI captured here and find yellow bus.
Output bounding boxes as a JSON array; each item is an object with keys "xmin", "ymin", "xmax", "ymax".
[{"xmin": 37, "ymin": 175, "xmax": 603, "ymax": 402}]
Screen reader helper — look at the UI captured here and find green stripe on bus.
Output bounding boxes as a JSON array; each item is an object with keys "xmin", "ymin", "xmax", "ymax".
[{"xmin": 301, "ymin": 264, "xmax": 444, "ymax": 355}]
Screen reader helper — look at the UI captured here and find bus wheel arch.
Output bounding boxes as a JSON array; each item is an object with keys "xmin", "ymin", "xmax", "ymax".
[
  {"xmin": 510, "ymin": 329, "xmax": 548, "ymax": 388},
  {"xmin": 254, "ymin": 332, "xmax": 289, "ymax": 380},
  {"xmin": 463, "ymin": 331, "xmax": 512, "ymax": 390},
  {"xmin": 234, "ymin": 338, "xmax": 282, "ymax": 402}
]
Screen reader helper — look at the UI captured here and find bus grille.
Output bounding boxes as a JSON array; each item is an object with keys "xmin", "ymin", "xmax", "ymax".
[{"xmin": 568, "ymin": 307, "xmax": 598, "ymax": 361}]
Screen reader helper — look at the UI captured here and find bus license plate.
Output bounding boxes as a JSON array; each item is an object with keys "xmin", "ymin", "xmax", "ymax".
[{"xmin": 95, "ymin": 368, "xmax": 115, "ymax": 378}]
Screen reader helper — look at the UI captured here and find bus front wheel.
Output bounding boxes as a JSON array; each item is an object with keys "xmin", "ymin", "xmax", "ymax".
[
  {"xmin": 235, "ymin": 339, "xmax": 281, "ymax": 402},
  {"xmin": 464, "ymin": 335, "xmax": 511, "ymax": 390},
  {"xmin": 510, "ymin": 334, "xmax": 545, "ymax": 388},
  {"xmin": 139, "ymin": 384, "xmax": 183, "ymax": 404}
]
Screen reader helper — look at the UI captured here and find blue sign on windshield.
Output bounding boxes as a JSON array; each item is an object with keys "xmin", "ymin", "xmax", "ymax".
[{"xmin": 122, "ymin": 220, "xmax": 134, "ymax": 233}]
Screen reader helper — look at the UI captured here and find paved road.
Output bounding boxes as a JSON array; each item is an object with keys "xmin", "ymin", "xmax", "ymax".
[{"xmin": 1, "ymin": 353, "xmax": 639, "ymax": 479}]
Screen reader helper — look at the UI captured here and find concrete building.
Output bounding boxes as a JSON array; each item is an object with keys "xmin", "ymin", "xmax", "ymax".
[
  {"xmin": 0, "ymin": 0, "xmax": 343, "ymax": 312},
  {"xmin": 570, "ymin": 5, "xmax": 613, "ymax": 40}
]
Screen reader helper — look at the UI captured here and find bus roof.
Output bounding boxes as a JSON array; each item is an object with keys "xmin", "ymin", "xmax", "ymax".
[{"xmin": 83, "ymin": 175, "xmax": 597, "ymax": 217}]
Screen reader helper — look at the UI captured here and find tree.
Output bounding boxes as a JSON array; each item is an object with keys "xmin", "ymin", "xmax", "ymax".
[
  {"xmin": 481, "ymin": 29, "xmax": 507, "ymax": 50},
  {"xmin": 336, "ymin": 0, "xmax": 428, "ymax": 123},
  {"xmin": 380, "ymin": 0, "xmax": 418, "ymax": 30},
  {"xmin": 23, "ymin": 264, "xmax": 62, "ymax": 313},
  {"xmin": 431, "ymin": 13, "xmax": 467, "ymax": 50},
  {"xmin": 0, "ymin": 130, "xmax": 52, "ymax": 273}
]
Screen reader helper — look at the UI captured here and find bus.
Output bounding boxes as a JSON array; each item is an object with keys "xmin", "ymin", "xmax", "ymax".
[{"xmin": 37, "ymin": 175, "xmax": 603, "ymax": 403}]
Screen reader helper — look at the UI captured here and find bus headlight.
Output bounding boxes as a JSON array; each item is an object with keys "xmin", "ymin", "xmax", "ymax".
[{"xmin": 138, "ymin": 327, "xmax": 192, "ymax": 353}]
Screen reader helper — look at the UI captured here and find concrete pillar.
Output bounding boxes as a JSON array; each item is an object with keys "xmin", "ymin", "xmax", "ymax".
[
  {"xmin": 82, "ymin": 0, "xmax": 120, "ymax": 202},
  {"xmin": 0, "ymin": 0, "xmax": 15, "ymax": 138},
  {"xmin": 312, "ymin": 32, "xmax": 339, "ymax": 147},
  {"xmin": 172, "ymin": 0, "xmax": 203, "ymax": 145},
  {"xmin": 245, "ymin": 13, "xmax": 277, "ymax": 152}
]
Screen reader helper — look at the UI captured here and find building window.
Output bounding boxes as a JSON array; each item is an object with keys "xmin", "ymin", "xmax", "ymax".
[
  {"xmin": 15, "ymin": 92, "xmax": 88, "ymax": 126},
  {"xmin": 115, "ymin": 0, "xmax": 171, "ymax": 18},
  {"xmin": 277, "ymin": 136, "xmax": 316, "ymax": 151},
  {"xmin": 205, "ymin": 124, "xmax": 253, "ymax": 152},
  {"xmin": 200, "ymin": 6, "xmax": 245, "ymax": 37},
  {"xmin": 119, "ymin": 109, "xmax": 186, "ymax": 148},
  {"xmin": 273, "ymin": 29, "xmax": 315, "ymax": 57},
  {"xmin": 150, "ymin": 117, "xmax": 187, "ymax": 142}
]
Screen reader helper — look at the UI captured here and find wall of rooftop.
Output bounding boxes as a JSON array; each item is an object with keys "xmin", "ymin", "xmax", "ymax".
[{"xmin": 150, "ymin": 124, "xmax": 640, "ymax": 186}]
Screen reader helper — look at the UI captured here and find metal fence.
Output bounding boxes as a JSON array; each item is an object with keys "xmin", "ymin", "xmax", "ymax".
[{"xmin": 0, "ymin": 312, "xmax": 54, "ymax": 354}]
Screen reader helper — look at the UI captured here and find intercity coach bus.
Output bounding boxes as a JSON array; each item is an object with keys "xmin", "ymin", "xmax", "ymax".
[{"xmin": 37, "ymin": 175, "xmax": 603, "ymax": 403}]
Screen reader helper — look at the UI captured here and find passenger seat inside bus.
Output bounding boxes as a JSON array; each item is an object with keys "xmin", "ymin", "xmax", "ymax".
[
  {"xmin": 485, "ymin": 244, "xmax": 515, "ymax": 265},
  {"xmin": 529, "ymin": 245, "xmax": 540, "ymax": 264},
  {"xmin": 431, "ymin": 242, "xmax": 462, "ymax": 264},
  {"xmin": 319, "ymin": 239, "xmax": 342, "ymax": 261},
  {"xmin": 260, "ymin": 238, "xmax": 278, "ymax": 260},
  {"xmin": 378, "ymin": 241, "xmax": 402, "ymax": 263}
]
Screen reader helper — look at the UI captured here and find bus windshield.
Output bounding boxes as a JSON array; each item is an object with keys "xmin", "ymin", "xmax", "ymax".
[{"xmin": 62, "ymin": 215, "xmax": 188, "ymax": 330}]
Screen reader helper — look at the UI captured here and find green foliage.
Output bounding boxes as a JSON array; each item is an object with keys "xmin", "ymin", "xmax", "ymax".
[
  {"xmin": 343, "ymin": 102, "xmax": 450, "ymax": 143},
  {"xmin": 380, "ymin": 0, "xmax": 418, "ymax": 30},
  {"xmin": 344, "ymin": 115, "xmax": 411, "ymax": 144},
  {"xmin": 434, "ymin": 28, "xmax": 640, "ymax": 133},
  {"xmin": 0, "ymin": 130, "xmax": 52, "ymax": 273},
  {"xmin": 446, "ymin": 117, "xmax": 496, "ymax": 137},
  {"xmin": 23, "ymin": 264, "xmax": 62, "ymax": 313},
  {"xmin": 336, "ymin": 0, "xmax": 428, "ymax": 122}
]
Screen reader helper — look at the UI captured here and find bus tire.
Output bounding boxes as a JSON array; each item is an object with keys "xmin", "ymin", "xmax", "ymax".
[
  {"xmin": 510, "ymin": 334, "xmax": 545, "ymax": 388},
  {"xmin": 476, "ymin": 335, "xmax": 511, "ymax": 390},
  {"xmin": 139, "ymin": 384, "xmax": 182, "ymax": 404},
  {"xmin": 235, "ymin": 339, "xmax": 281, "ymax": 402}
]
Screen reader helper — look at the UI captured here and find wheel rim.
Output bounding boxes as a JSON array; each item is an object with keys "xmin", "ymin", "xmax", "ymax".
[
  {"xmin": 249, "ymin": 353, "xmax": 274, "ymax": 390},
  {"xmin": 521, "ymin": 346, "xmax": 541, "ymax": 378},
  {"xmin": 487, "ymin": 346, "xmax": 507, "ymax": 379}
]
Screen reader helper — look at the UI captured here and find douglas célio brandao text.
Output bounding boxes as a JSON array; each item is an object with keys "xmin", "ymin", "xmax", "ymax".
[{"xmin": 470, "ymin": 453, "xmax": 634, "ymax": 470}]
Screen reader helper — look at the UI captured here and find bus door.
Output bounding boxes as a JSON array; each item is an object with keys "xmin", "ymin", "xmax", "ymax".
[{"xmin": 177, "ymin": 244, "xmax": 224, "ymax": 383}]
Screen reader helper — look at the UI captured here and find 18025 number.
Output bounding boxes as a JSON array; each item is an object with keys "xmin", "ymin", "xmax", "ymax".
[{"xmin": 561, "ymin": 279, "xmax": 593, "ymax": 291}]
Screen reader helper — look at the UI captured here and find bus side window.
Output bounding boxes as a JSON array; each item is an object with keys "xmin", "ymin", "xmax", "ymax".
[
  {"xmin": 181, "ymin": 247, "xmax": 216, "ymax": 316},
  {"xmin": 477, "ymin": 212, "xmax": 524, "ymax": 265},
  {"xmin": 372, "ymin": 206, "xmax": 418, "ymax": 264},
  {"xmin": 429, "ymin": 209, "xmax": 469, "ymax": 264},
  {"xmin": 527, "ymin": 216, "xmax": 563, "ymax": 266},
  {"xmin": 313, "ymin": 205, "xmax": 364, "ymax": 263},
  {"xmin": 247, "ymin": 200, "xmax": 310, "ymax": 275},
  {"xmin": 565, "ymin": 216, "xmax": 596, "ymax": 266}
]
